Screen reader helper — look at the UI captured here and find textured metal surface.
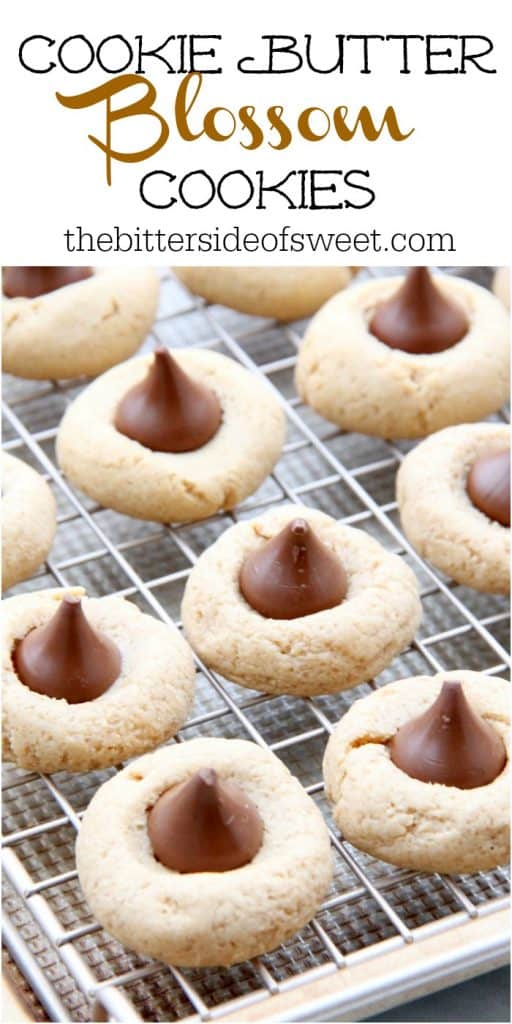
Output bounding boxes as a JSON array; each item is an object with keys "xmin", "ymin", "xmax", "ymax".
[{"xmin": 1, "ymin": 267, "xmax": 510, "ymax": 1023}]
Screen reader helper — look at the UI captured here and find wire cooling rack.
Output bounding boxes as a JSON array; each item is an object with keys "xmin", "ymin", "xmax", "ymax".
[{"xmin": 1, "ymin": 267, "xmax": 510, "ymax": 1024}]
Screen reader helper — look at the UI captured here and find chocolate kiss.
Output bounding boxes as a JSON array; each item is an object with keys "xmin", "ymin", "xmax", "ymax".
[
  {"xmin": 389, "ymin": 681, "xmax": 506, "ymax": 789},
  {"xmin": 369, "ymin": 267, "xmax": 468, "ymax": 354},
  {"xmin": 147, "ymin": 768, "xmax": 263, "ymax": 873},
  {"xmin": 114, "ymin": 348, "xmax": 222, "ymax": 453},
  {"xmin": 239, "ymin": 518, "xmax": 347, "ymax": 619},
  {"xmin": 3, "ymin": 267, "xmax": 93, "ymax": 299},
  {"xmin": 13, "ymin": 596, "xmax": 121, "ymax": 704},
  {"xmin": 467, "ymin": 449, "xmax": 510, "ymax": 527}
]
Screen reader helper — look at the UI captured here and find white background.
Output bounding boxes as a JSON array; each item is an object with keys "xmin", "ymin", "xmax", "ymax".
[{"xmin": 1, "ymin": 0, "xmax": 510, "ymax": 265}]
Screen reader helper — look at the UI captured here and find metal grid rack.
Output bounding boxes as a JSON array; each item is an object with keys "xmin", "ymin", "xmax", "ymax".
[{"xmin": 2, "ymin": 267, "xmax": 510, "ymax": 1024}]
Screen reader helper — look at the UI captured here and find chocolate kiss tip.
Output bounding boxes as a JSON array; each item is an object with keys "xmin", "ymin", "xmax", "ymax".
[
  {"xmin": 147, "ymin": 767, "xmax": 263, "ymax": 873},
  {"xmin": 467, "ymin": 449, "xmax": 510, "ymax": 527},
  {"xmin": 369, "ymin": 266, "xmax": 468, "ymax": 354},
  {"xmin": 239, "ymin": 517, "xmax": 347, "ymax": 620},
  {"xmin": 114, "ymin": 348, "xmax": 222, "ymax": 453},
  {"xmin": 389, "ymin": 680, "xmax": 506, "ymax": 789},
  {"xmin": 13, "ymin": 595, "xmax": 121, "ymax": 704},
  {"xmin": 2, "ymin": 266, "xmax": 93, "ymax": 299}
]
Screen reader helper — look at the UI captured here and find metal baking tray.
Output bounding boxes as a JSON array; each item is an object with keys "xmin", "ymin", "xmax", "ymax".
[{"xmin": 2, "ymin": 267, "xmax": 510, "ymax": 1023}]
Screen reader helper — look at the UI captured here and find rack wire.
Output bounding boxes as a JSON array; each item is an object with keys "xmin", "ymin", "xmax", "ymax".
[{"xmin": 2, "ymin": 267, "xmax": 510, "ymax": 1023}]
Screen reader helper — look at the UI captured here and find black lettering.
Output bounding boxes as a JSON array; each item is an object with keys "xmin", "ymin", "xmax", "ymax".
[
  {"xmin": 96, "ymin": 35, "xmax": 133, "ymax": 74},
  {"xmin": 188, "ymin": 35, "xmax": 222, "ymax": 73},
  {"xmin": 57, "ymin": 35, "xmax": 95, "ymax": 73},
  {"xmin": 344, "ymin": 169, "xmax": 376, "ymax": 209},
  {"xmin": 139, "ymin": 169, "xmax": 176, "ymax": 209},
  {"xmin": 304, "ymin": 33, "xmax": 344, "ymax": 73},
  {"xmin": 19, "ymin": 35, "xmax": 55, "ymax": 73},
  {"xmin": 385, "ymin": 35, "xmax": 425, "ymax": 74},
  {"xmin": 179, "ymin": 169, "xmax": 216, "ymax": 208},
  {"xmin": 256, "ymin": 169, "xmax": 299, "ymax": 209},
  {"xmin": 217, "ymin": 171, "xmax": 254, "ymax": 209},
  {"xmin": 460, "ymin": 35, "xmax": 496, "ymax": 73},
  {"xmin": 425, "ymin": 35, "xmax": 459, "ymax": 74},
  {"xmin": 238, "ymin": 35, "xmax": 302, "ymax": 73},
  {"xmin": 309, "ymin": 170, "xmax": 344, "ymax": 210},
  {"xmin": 135, "ymin": 35, "xmax": 178, "ymax": 74},
  {"xmin": 346, "ymin": 35, "xmax": 385, "ymax": 74}
]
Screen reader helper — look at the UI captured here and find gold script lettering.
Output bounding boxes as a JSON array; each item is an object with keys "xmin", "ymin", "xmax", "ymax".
[{"xmin": 56, "ymin": 74, "xmax": 169, "ymax": 184}]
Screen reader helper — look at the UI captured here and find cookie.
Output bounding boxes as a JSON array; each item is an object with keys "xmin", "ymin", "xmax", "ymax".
[
  {"xmin": 76, "ymin": 737, "xmax": 333, "ymax": 966},
  {"xmin": 2, "ymin": 588, "xmax": 195, "ymax": 772},
  {"xmin": 181, "ymin": 506, "xmax": 422, "ymax": 696},
  {"xmin": 323, "ymin": 671, "xmax": 509, "ymax": 873},
  {"xmin": 2, "ymin": 267, "xmax": 159, "ymax": 379},
  {"xmin": 493, "ymin": 267, "xmax": 510, "ymax": 310},
  {"xmin": 397, "ymin": 422, "xmax": 510, "ymax": 594},
  {"xmin": 296, "ymin": 269, "xmax": 510, "ymax": 439},
  {"xmin": 2, "ymin": 452, "xmax": 56, "ymax": 590},
  {"xmin": 173, "ymin": 266, "xmax": 355, "ymax": 320},
  {"xmin": 56, "ymin": 347, "xmax": 285, "ymax": 523}
]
